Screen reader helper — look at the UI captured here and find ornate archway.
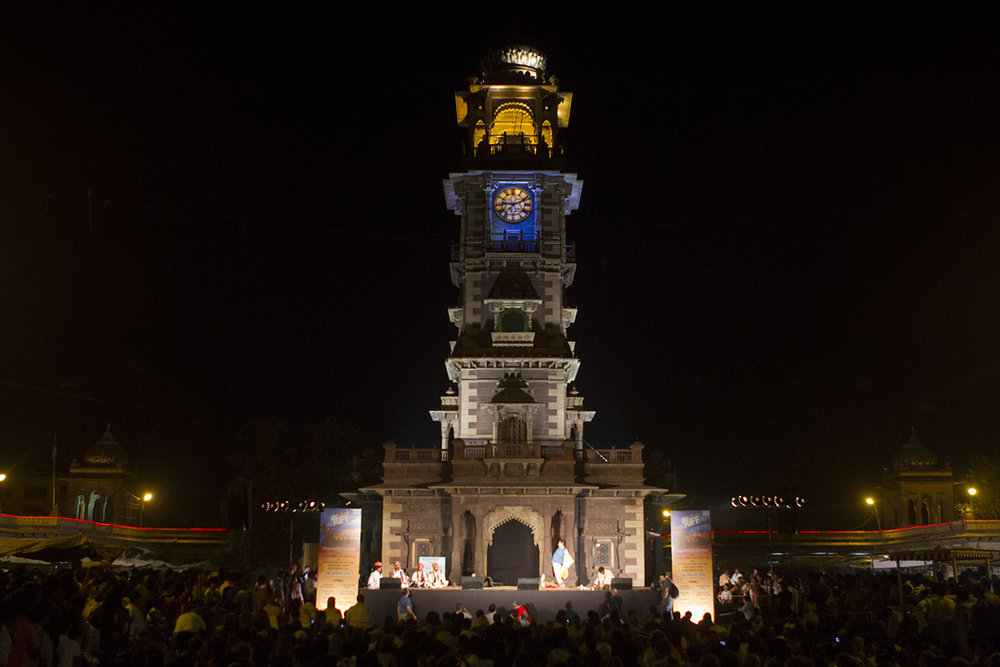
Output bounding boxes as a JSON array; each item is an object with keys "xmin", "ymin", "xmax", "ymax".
[{"xmin": 483, "ymin": 506, "xmax": 543, "ymax": 584}]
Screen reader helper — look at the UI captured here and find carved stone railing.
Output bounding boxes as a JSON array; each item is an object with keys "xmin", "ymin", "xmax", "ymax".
[
  {"xmin": 390, "ymin": 448, "xmax": 439, "ymax": 463},
  {"xmin": 456, "ymin": 441, "xmax": 575, "ymax": 460}
]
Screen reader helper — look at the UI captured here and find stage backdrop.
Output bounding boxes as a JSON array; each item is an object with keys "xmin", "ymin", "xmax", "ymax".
[
  {"xmin": 316, "ymin": 508, "xmax": 361, "ymax": 613},
  {"xmin": 670, "ymin": 510, "xmax": 715, "ymax": 621}
]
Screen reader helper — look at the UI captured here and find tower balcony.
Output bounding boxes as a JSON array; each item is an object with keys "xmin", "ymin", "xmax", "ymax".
[
  {"xmin": 450, "ymin": 239, "xmax": 575, "ymax": 261},
  {"xmin": 463, "ymin": 136, "xmax": 565, "ymax": 170}
]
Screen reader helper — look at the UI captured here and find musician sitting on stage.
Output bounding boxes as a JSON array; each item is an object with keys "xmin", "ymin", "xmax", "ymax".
[
  {"xmin": 591, "ymin": 565, "xmax": 613, "ymax": 590},
  {"xmin": 427, "ymin": 562, "xmax": 449, "ymax": 588},
  {"xmin": 390, "ymin": 561, "xmax": 409, "ymax": 587},
  {"xmin": 410, "ymin": 562, "xmax": 429, "ymax": 588},
  {"xmin": 366, "ymin": 561, "xmax": 382, "ymax": 589}
]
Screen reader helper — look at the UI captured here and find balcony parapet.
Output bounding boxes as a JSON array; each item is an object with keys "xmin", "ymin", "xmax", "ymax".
[{"xmin": 450, "ymin": 242, "xmax": 576, "ymax": 262}]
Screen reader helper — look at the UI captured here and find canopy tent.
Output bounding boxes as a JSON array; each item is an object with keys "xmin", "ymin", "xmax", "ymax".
[{"xmin": 0, "ymin": 533, "xmax": 125, "ymax": 563}]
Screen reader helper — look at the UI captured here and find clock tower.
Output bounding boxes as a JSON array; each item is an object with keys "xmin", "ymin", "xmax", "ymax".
[
  {"xmin": 432, "ymin": 45, "xmax": 591, "ymax": 456},
  {"xmin": 370, "ymin": 47, "xmax": 664, "ymax": 588}
]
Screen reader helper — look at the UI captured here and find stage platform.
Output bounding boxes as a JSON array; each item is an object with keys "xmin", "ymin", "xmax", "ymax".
[{"xmin": 359, "ymin": 587, "xmax": 660, "ymax": 624}]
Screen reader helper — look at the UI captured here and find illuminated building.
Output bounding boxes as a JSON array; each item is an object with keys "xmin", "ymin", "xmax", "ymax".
[
  {"xmin": 874, "ymin": 428, "xmax": 956, "ymax": 529},
  {"xmin": 363, "ymin": 47, "xmax": 672, "ymax": 587},
  {"xmin": 0, "ymin": 426, "xmax": 147, "ymax": 525}
]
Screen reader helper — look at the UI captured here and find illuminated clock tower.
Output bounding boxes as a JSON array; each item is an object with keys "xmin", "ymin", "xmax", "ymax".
[
  {"xmin": 373, "ymin": 47, "xmax": 660, "ymax": 588},
  {"xmin": 431, "ymin": 46, "xmax": 591, "ymax": 454}
]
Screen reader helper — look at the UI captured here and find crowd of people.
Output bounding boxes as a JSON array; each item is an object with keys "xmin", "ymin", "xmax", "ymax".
[{"xmin": 0, "ymin": 560, "xmax": 998, "ymax": 666}]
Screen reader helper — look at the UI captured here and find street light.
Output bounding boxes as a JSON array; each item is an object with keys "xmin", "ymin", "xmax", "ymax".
[
  {"xmin": 128, "ymin": 492, "xmax": 153, "ymax": 527},
  {"xmin": 865, "ymin": 497, "xmax": 882, "ymax": 531},
  {"xmin": 967, "ymin": 487, "xmax": 977, "ymax": 518}
]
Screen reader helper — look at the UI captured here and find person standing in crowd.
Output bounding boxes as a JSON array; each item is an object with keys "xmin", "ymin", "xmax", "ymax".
[
  {"xmin": 344, "ymin": 595, "xmax": 375, "ymax": 629},
  {"xmin": 396, "ymin": 589, "xmax": 416, "ymax": 622},
  {"xmin": 658, "ymin": 573, "xmax": 679, "ymax": 616}
]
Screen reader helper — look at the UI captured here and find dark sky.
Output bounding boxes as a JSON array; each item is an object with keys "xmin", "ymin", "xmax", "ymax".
[{"xmin": 3, "ymin": 5, "xmax": 1000, "ymax": 527}]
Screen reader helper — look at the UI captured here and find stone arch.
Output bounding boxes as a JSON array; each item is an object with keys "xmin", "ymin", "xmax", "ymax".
[
  {"xmin": 482, "ymin": 506, "xmax": 543, "ymax": 553},
  {"xmin": 541, "ymin": 120, "xmax": 553, "ymax": 149},
  {"xmin": 484, "ymin": 506, "xmax": 542, "ymax": 584},
  {"xmin": 490, "ymin": 102, "xmax": 536, "ymax": 143}
]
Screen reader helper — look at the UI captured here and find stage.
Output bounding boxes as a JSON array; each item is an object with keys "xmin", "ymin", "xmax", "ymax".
[{"xmin": 356, "ymin": 587, "xmax": 661, "ymax": 624}]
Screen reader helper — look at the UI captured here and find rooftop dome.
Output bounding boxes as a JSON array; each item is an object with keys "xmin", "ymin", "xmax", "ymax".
[
  {"xmin": 84, "ymin": 424, "xmax": 129, "ymax": 467},
  {"xmin": 490, "ymin": 372, "xmax": 536, "ymax": 404},
  {"xmin": 479, "ymin": 46, "xmax": 548, "ymax": 83},
  {"xmin": 892, "ymin": 427, "xmax": 938, "ymax": 471}
]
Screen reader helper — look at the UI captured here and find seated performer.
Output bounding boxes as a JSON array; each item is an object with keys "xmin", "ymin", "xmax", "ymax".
[
  {"xmin": 390, "ymin": 561, "xmax": 409, "ymax": 587},
  {"xmin": 366, "ymin": 561, "xmax": 382, "ymax": 590},
  {"xmin": 592, "ymin": 565, "xmax": 613, "ymax": 590},
  {"xmin": 551, "ymin": 539, "xmax": 574, "ymax": 586},
  {"xmin": 410, "ymin": 562, "xmax": 429, "ymax": 588},
  {"xmin": 427, "ymin": 562, "xmax": 449, "ymax": 588}
]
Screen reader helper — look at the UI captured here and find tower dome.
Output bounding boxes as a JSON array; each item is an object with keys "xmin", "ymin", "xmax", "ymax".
[
  {"xmin": 479, "ymin": 45, "xmax": 548, "ymax": 83},
  {"xmin": 83, "ymin": 424, "xmax": 129, "ymax": 467},
  {"xmin": 891, "ymin": 427, "xmax": 939, "ymax": 471}
]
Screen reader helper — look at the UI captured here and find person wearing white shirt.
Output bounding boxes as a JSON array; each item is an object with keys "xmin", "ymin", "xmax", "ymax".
[
  {"xmin": 390, "ymin": 561, "xmax": 409, "ymax": 587},
  {"xmin": 426, "ymin": 562, "xmax": 448, "ymax": 588},
  {"xmin": 366, "ymin": 561, "xmax": 383, "ymax": 589}
]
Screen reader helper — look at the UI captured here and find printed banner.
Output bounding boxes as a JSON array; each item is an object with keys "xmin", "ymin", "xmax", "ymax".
[
  {"xmin": 670, "ymin": 509, "xmax": 715, "ymax": 621},
  {"xmin": 316, "ymin": 508, "xmax": 362, "ymax": 613}
]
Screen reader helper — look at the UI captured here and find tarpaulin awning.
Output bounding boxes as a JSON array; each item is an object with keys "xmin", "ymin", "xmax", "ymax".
[{"xmin": 0, "ymin": 533, "xmax": 125, "ymax": 563}]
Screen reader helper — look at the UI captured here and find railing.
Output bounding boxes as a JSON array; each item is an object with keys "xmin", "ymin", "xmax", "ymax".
[
  {"xmin": 392, "ymin": 449, "xmax": 438, "ymax": 463},
  {"xmin": 471, "ymin": 139, "xmax": 564, "ymax": 160},
  {"xmin": 576, "ymin": 448, "xmax": 638, "ymax": 463},
  {"xmin": 384, "ymin": 442, "xmax": 641, "ymax": 464},
  {"xmin": 451, "ymin": 241, "xmax": 576, "ymax": 261},
  {"xmin": 459, "ymin": 443, "xmax": 571, "ymax": 460},
  {"xmin": 488, "ymin": 234, "xmax": 537, "ymax": 254}
]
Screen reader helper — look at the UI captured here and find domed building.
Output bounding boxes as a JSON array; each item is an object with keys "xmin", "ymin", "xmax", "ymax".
[
  {"xmin": 66, "ymin": 425, "xmax": 139, "ymax": 523},
  {"xmin": 875, "ymin": 428, "xmax": 955, "ymax": 528}
]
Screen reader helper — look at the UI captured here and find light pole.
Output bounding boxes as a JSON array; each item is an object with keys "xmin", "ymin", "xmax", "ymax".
[
  {"xmin": 967, "ymin": 487, "xmax": 977, "ymax": 519},
  {"xmin": 865, "ymin": 497, "xmax": 882, "ymax": 531},
  {"xmin": 128, "ymin": 492, "xmax": 153, "ymax": 527}
]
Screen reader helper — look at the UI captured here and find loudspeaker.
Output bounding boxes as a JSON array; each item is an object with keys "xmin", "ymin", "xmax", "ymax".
[
  {"xmin": 517, "ymin": 577, "xmax": 540, "ymax": 590},
  {"xmin": 380, "ymin": 577, "xmax": 401, "ymax": 590},
  {"xmin": 611, "ymin": 578, "xmax": 632, "ymax": 590},
  {"xmin": 461, "ymin": 576, "xmax": 483, "ymax": 589}
]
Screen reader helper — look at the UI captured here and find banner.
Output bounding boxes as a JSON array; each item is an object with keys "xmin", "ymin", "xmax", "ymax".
[
  {"xmin": 316, "ymin": 508, "xmax": 362, "ymax": 613},
  {"xmin": 670, "ymin": 509, "xmax": 715, "ymax": 621}
]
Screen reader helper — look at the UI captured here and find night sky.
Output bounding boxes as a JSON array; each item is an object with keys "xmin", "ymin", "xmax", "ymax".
[{"xmin": 4, "ymin": 5, "xmax": 1000, "ymax": 528}]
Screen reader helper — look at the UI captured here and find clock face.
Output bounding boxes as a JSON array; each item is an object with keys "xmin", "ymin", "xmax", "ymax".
[{"xmin": 493, "ymin": 186, "xmax": 533, "ymax": 224}]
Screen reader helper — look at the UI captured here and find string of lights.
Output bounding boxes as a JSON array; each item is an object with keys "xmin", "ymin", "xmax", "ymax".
[
  {"xmin": 260, "ymin": 500, "xmax": 326, "ymax": 513},
  {"xmin": 731, "ymin": 495, "xmax": 805, "ymax": 510}
]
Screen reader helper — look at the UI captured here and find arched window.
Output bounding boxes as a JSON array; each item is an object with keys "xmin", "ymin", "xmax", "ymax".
[
  {"xmin": 907, "ymin": 500, "xmax": 917, "ymax": 526},
  {"xmin": 75, "ymin": 494, "xmax": 86, "ymax": 520},
  {"xmin": 473, "ymin": 120, "xmax": 486, "ymax": 152},
  {"xmin": 920, "ymin": 500, "xmax": 930, "ymax": 525},
  {"xmin": 498, "ymin": 308, "xmax": 528, "ymax": 332},
  {"xmin": 491, "ymin": 105, "xmax": 536, "ymax": 145},
  {"xmin": 87, "ymin": 491, "xmax": 101, "ymax": 521},
  {"xmin": 540, "ymin": 120, "xmax": 553, "ymax": 151}
]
